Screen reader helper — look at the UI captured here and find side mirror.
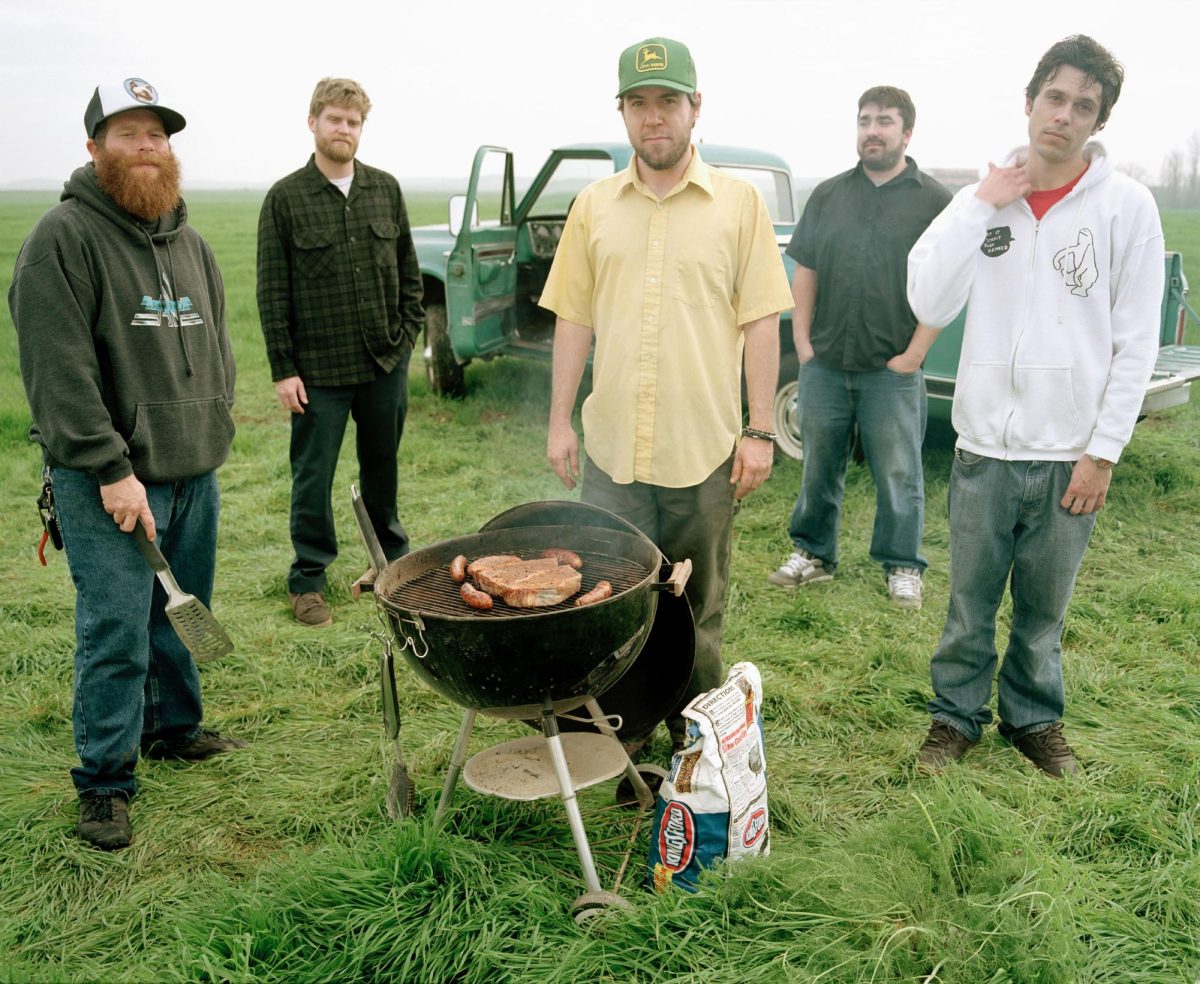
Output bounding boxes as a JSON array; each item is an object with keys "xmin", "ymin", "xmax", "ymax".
[{"xmin": 448, "ymin": 195, "xmax": 478, "ymax": 237}]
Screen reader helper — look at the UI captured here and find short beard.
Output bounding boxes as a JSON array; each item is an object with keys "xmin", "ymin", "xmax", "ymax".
[
  {"xmin": 93, "ymin": 144, "xmax": 183, "ymax": 221},
  {"xmin": 859, "ymin": 144, "xmax": 905, "ymax": 173},
  {"xmin": 637, "ymin": 138, "xmax": 691, "ymax": 172},
  {"xmin": 316, "ymin": 133, "xmax": 357, "ymax": 164}
]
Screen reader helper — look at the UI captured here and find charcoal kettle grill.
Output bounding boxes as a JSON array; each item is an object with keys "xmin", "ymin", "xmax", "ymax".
[{"xmin": 358, "ymin": 495, "xmax": 694, "ymax": 922}]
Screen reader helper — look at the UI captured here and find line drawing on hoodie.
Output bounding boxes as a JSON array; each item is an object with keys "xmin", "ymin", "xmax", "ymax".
[{"xmin": 1051, "ymin": 227, "xmax": 1098, "ymax": 297}]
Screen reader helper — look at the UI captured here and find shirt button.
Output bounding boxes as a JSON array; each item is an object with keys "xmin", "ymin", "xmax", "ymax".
[
  {"xmin": 656, "ymin": 204, "xmax": 663, "ymax": 210},
  {"xmin": 350, "ymin": 236, "xmax": 357, "ymax": 243},
  {"xmin": 648, "ymin": 277, "xmax": 656, "ymax": 284},
  {"xmin": 652, "ymin": 240, "xmax": 661, "ymax": 247}
]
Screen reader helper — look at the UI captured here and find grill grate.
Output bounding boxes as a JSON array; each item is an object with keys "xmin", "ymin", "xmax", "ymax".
[{"xmin": 380, "ymin": 549, "xmax": 651, "ymax": 618}]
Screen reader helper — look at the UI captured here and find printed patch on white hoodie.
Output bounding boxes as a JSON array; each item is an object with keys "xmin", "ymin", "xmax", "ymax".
[{"xmin": 1052, "ymin": 228, "xmax": 1099, "ymax": 298}]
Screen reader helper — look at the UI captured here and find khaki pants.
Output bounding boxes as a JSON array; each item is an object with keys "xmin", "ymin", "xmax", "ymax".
[{"xmin": 581, "ymin": 451, "xmax": 736, "ymax": 745}]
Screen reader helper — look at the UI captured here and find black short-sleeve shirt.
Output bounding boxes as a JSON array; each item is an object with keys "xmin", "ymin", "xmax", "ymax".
[{"xmin": 786, "ymin": 157, "xmax": 950, "ymax": 370}]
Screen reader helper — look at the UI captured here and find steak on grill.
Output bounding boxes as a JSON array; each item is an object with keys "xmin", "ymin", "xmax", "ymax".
[
  {"xmin": 474, "ymin": 557, "xmax": 560, "ymax": 596},
  {"xmin": 500, "ymin": 566, "xmax": 584, "ymax": 608}
]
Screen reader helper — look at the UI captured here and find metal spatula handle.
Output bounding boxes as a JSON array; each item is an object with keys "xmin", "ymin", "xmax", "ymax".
[{"xmin": 133, "ymin": 523, "xmax": 184, "ymax": 596}]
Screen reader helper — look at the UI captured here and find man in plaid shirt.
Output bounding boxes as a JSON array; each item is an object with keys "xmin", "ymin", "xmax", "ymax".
[{"xmin": 257, "ymin": 77, "xmax": 424, "ymax": 627}]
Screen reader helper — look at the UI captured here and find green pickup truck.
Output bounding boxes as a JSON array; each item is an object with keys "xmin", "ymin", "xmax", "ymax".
[{"xmin": 412, "ymin": 143, "xmax": 1200, "ymax": 459}]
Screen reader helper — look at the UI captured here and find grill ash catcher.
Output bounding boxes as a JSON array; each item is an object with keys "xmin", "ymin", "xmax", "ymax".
[{"xmin": 352, "ymin": 492, "xmax": 695, "ymax": 923}]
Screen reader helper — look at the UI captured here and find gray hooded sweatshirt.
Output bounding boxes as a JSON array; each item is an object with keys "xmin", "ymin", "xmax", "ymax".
[{"xmin": 10, "ymin": 163, "xmax": 236, "ymax": 484}]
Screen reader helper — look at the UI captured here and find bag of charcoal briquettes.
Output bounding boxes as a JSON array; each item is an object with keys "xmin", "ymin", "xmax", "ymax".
[{"xmin": 646, "ymin": 661, "xmax": 769, "ymax": 893}]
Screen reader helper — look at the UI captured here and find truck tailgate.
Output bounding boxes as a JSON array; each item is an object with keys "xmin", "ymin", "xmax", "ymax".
[{"xmin": 1142, "ymin": 345, "xmax": 1200, "ymax": 414}]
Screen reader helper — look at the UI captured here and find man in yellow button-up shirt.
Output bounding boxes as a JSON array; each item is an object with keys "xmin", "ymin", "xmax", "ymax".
[{"xmin": 539, "ymin": 36, "xmax": 793, "ymax": 752}]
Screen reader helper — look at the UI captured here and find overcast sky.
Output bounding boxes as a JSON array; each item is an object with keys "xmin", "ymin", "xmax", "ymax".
[{"xmin": 2, "ymin": 0, "xmax": 1196, "ymax": 189}]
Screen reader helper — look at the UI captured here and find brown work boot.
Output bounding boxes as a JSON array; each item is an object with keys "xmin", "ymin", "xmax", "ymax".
[
  {"xmin": 77, "ymin": 793, "xmax": 132, "ymax": 851},
  {"xmin": 143, "ymin": 728, "xmax": 248, "ymax": 761},
  {"xmin": 289, "ymin": 591, "xmax": 332, "ymax": 627},
  {"xmin": 917, "ymin": 721, "xmax": 977, "ymax": 772},
  {"xmin": 1013, "ymin": 722, "xmax": 1079, "ymax": 778}
]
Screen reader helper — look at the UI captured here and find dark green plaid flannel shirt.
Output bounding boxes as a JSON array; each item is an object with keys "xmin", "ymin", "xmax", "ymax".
[{"xmin": 256, "ymin": 156, "xmax": 424, "ymax": 385}]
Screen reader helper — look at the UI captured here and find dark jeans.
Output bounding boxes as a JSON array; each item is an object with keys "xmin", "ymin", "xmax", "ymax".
[
  {"xmin": 929, "ymin": 452, "xmax": 1096, "ymax": 742},
  {"xmin": 788, "ymin": 359, "xmax": 928, "ymax": 573},
  {"xmin": 288, "ymin": 354, "xmax": 411, "ymax": 593},
  {"xmin": 52, "ymin": 466, "xmax": 218, "ymax": 800},
  {"xmin": 581, "ymin": 450, "xmax": 736, "ymax": 744}
]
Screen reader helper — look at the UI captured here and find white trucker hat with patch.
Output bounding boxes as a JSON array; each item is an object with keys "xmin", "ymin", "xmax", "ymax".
[{"xmin": 84, "ymin": 78, "xmax": 186, "ymax": 138}]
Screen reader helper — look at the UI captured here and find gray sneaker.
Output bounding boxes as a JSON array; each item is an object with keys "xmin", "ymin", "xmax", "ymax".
[
  {"xmin": 768, "ymin": 550, "xmax": 832, "ymax": 588},
  {"xmin": 886, "ymin": 567, "xmax": 923, "ymax": 610}
]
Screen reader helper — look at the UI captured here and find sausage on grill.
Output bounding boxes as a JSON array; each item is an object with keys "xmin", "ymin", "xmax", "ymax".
[
  {"xmin": 449, "ymin": 555, "xmax": 468, "ymax": 583},
  {"xmin": 542, "ymin": 547, "xmax": 583, "ymax": 570},
  {"xmin": 460, "ymin": 582, "xmax": 493, "ymax": 610},
  {"xmin": 573, "ymin": 580, "xmax": 613, "ymax": 607}
]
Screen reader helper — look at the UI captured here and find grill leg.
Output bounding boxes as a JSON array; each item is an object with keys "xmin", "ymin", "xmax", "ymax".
[
  {"xmin": 542, "ymin": 709, "xmax": 603, "ymax": 895},
  {"xmin": 585, "ymin": 698, "xmax": 654, "ymax": 811},
  {"xmin": 433, "ymin": 708, "xmax": 476, "ymax": 827}
]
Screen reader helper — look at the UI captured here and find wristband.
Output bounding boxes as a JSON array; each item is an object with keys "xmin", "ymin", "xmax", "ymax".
[
  {"xmin": 1086, "ymin": 454, "xmax": 1114, "ymax": 470},
  {"xmin": 741, "ymin": 426, "xmax": 776, "ymax": 442}
]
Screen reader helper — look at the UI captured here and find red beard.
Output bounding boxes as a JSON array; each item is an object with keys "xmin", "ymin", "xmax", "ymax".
[{"xmin": 93, "ymin": 144, "xmax": 183, "ymax": 221}]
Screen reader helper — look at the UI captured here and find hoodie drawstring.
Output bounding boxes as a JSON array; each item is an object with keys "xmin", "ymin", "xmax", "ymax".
[{"xmin": 166, "ymin": 241, "xmax": 194, "ymax": 376}]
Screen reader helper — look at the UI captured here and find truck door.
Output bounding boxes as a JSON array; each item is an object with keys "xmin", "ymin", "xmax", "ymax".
[{"xmin": 446, "ymin": 147, "xmax": 518, "ymax": 358}]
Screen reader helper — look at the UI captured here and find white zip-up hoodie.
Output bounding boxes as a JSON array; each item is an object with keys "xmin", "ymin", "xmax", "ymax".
[{"xmin": 907, "ymin": 145, "xmax": 1163, "ymax": 463}]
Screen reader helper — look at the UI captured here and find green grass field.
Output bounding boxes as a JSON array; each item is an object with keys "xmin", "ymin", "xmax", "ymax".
[{"xmin": 1, "ymin": 189, "xmax": 1198, "ymax": 983}]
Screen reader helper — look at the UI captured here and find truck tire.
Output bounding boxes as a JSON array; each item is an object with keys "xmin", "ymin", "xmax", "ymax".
[
  {"xmin": 772, "ymin": 379, "xmax": 804, "ymax": 460},
  {"xmin": 424, "ymin": 302, "xmax": 466, "ymax": 398}
]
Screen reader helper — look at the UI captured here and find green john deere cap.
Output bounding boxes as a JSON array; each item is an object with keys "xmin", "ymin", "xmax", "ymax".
[{"xmin": 616, "ymin": 37, "xmax": 697, "ymax": 98}]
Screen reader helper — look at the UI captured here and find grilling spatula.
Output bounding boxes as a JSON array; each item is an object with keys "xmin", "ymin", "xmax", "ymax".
[
  {"xmin": 133, "ymin": 521, "xmax": 234, "ymax": 662},
  {"xmin": 350, "ymin": 484, "xmax": 413, "ymax": 818}
]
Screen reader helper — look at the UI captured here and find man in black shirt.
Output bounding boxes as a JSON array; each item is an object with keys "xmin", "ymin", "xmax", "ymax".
[{"xmin": 769, "ymin": 86, "xmax": 950, "ymax": 609}]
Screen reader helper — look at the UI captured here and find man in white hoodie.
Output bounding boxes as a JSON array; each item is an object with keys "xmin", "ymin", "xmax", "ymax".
[{"xmin": 907, "ymin": 36, "xmax": 1163, "ymax": 777}]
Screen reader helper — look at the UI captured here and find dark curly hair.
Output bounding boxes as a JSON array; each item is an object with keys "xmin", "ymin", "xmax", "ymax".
[{"xmin": 1025, "ymin": 35, "xmax": 1124, "ymax": 130}]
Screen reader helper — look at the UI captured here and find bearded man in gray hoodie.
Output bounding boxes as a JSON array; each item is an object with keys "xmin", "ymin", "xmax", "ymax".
[{"xmin": 9, "ymin": 79, "xmax": 245, "ymax": 851}]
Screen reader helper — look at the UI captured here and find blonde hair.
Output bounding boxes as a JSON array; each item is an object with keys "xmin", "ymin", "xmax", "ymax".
[{"xmin": 309, "ymin": 78, "xmax": 372, "ymax": 121}]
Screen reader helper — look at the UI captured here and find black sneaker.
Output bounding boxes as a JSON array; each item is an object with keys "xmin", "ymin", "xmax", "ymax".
[
  {"xmin": 917, "ymin": 721, "xmax": 977, "ymax": 772},
  {"xmin": 1013, "ymin": 722, "xmax": 1079, "ymax": 778},
  {"xmin": 77, "ymin": 793, "xmax": 132, "ymax": 850},
  {"xmin": 142, "ymin": 728, "xmax": 247, "ymax": 761}
]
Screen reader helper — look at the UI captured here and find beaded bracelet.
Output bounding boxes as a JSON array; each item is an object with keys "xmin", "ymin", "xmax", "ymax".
[{"xmin": 741, "ymin": 426, "xmax": 776, "ymax": 441}]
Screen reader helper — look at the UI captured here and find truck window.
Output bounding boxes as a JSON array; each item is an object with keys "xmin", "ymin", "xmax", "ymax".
[
  {"xmin": 710, "ymin": 165, "xmax": 796, "ymax": 224},
  {"xmin": 526, "ymin": 158, "xmax": 614, "ymax": 217}
]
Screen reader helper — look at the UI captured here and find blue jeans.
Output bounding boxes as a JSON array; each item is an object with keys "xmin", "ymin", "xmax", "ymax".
[
  {"xmin": 52, "ymin": 467, "xmax": 219, "ymax": 800},
  {"xmin": 929, "ymin": 451, "xmax": 1096, "ymax": 742},
  {"xmin": 288, "ymin": 355, "xmax": 411, "ymax": 593},
  {"xmin": 788, "ymin": 359, "xmax": 927, "ymax": 573}
]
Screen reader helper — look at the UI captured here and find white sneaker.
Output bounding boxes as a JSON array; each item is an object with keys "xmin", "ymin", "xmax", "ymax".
[
  {"xmin": 768, "ymin": 550, "xmax": 833, "ymax": 588},
  {"xmin": 887, "ymin": 567, "xmax": 923, "ymax": 610}
]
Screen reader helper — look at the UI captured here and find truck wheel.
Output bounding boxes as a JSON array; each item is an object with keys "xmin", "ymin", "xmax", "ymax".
[
  {"xmin": 424, "ymin": 303, "xmax": 466, "ymax": 398},
  {"xmin": 772, "ymin": 380, "xmax": 804, "ymax": 460}
]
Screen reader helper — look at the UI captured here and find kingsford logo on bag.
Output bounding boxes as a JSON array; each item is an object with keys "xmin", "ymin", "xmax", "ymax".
[
  {"xmin": 647, "ymin": 662, "xmax": 770, "ymax": 893},
  {"xmin": 742, "ymin": 808, "xmax": 768, "ymax": 848},
  {"xmin": 657, "ymin": 802, "xmax": 696, "ymax": 871}
]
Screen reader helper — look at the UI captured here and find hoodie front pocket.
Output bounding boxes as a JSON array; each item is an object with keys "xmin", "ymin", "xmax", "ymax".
[
  {"xmin": 1009, "ymin": 366, "xmax": 1079, "ymax": 448},
  {"xmin": 954, "ymin": 361, "xmax": 1010, "ymax": 442},
  {"xmin": 128, "ymin": 397, "xmax": 235, "ymax": 482}
]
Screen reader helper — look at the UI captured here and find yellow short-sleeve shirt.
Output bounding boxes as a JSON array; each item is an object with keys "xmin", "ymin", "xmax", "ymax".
[{"xmin": 539, "ymin": 148, "xmax": 793, "ymax": 487}]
